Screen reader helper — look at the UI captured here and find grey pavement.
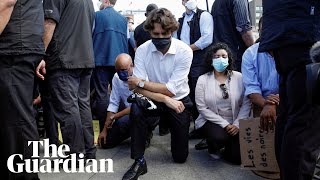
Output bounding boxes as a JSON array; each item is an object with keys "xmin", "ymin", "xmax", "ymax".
[{"xmin": 38, "ymin": 128, "xmax": 265, "ymax": 180}]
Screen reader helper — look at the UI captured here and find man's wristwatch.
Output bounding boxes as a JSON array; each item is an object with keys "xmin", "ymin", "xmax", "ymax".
[{"xmin": 138, "ymin": 80, "xmax": 145, "ymax": 88}]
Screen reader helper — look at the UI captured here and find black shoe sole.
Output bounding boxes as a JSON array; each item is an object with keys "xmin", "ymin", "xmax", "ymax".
[{"xmin": 195, "ymin": 145, "xmax": 208, "ymax": 150}]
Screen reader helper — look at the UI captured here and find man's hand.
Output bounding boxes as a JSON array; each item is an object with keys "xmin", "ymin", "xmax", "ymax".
[
  {"xmin": 260, "ymin": 104, "xmax": 277, "ymax": 131},
  {"xmin": 128, "ymin": 76, "xmax": 142, "ymax": 90},
  {"xmin": 265, "ymin": 94, "xmax": 279, "ymax": 106},
  {"xmin": 36, "ymin": 60, "xmax": 46, "ymax": 80},
  {"xmin": 225, "ymin": 124, "xmax": 239, "ymax": 136},
  {"xmin": 163, "ymin": 96, "xmax": 185, "ymax": 113},
  {"xmin": 33, "ymin": 95, "xmax": 41, "ymax": 105},
  {"xmin": 98, "ymin": 128, "xmax": 108, "ymax": 147}
]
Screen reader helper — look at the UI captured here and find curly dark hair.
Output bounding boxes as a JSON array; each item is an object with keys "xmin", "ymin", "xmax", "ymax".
[
  {"xmin": 204, "ymin": 42, "xmax": 234, "ymax": 74},
  {"xmin": 144, "ymin": 8, "xmax": 180, "ymax": 34}
]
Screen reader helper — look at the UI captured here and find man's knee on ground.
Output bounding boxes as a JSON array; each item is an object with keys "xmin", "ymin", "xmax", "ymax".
[
  {"xmin": 100, "ymin": 142, "xmax": 117, "ymax": 149},
  {"xmin": 172, "ymin": 153, "xmax": 188, "ymax": 163}
]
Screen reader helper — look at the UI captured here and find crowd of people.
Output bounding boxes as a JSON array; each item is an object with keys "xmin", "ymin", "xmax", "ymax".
[{"xmin": 0, "ymin": 0, "xmax": 320, "ymax": 180}]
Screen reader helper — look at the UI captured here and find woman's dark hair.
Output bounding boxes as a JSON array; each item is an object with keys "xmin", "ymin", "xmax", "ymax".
[
  {"xmin": 204, "ymin": 42, "xmax": 234, "ymax": 74},
  {"xmin": 144, "ymin": 8, "xmax": 180, "ymax": 33}
]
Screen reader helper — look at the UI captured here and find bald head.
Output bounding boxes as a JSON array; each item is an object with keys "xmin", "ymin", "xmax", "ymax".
[
  {"xmin": 115, "ymin": 54, "xmax": 134, "ymax": 79},
  {"xmin": 115, "ymin": 53, "xmax": 132, "ymax": 69}
]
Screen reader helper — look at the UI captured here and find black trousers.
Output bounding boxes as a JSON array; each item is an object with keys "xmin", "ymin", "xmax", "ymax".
[
  {"xmin": 0, "ymin": 55, "xmax": 41, "ymax": 180},
  {"xmin": 100, "ymin": 115, "xmax": 158, "ymax": 149},
  {"xmin": 45, "ymin": 69, "xmax": 96, "ymax": 158},
  {"xmin": 199, "ymin": 121, "xmax": 241, "ymax": 164},
  {"xmin": 188, "ymin": 65, "xmax": 209, "ymax": 121},
  {"xmin": 130, "ymin": 96, "xmax": 192, "ymax": 163},
  {"xmin": 274, "ymin": 45, "xmax": 320, "ymax": 180},
  {"xmin": 39, "ymin": 80, "xmax": 59, "ymax": 145},
  {"xmin": 91, "ymin": 66, "xmax": 115, "ymax": 132}
]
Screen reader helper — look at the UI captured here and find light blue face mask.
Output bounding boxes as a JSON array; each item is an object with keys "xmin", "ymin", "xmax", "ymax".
[{"xmin": 212, "ymin": 57, "xmax": 229, "ymax": 72}]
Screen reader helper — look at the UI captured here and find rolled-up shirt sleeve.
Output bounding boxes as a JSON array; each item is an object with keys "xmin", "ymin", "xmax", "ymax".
[
  {"xmin": 107, "ymin": 75, "xmax": 120, "ymax": 113},
  {"xmin": 233, "ymin": 0, "xmax": 252, "ymax": 34},
  {"xmin": 43, "ymin": 0, "xmax": 66, "ymax": 23},
  {"xmin": 241, "ymin": 44, "xmax": 262, "ymax": 96},
  {"xmin": 194, "ymin": 11, "xmax": 214, "ymax": 50},
  {"xmin": 166, "ymin": 48, "xmax": 193, "ymax": 95}
]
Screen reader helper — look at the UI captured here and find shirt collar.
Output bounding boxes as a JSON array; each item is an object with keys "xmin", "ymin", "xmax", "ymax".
[
  {"xmin": 150, "ymin": 39, "xmax": 177, "ymax": 55},
  {"xmin": 183, "ymin": 8, "xmax": 197, "ymax": 17}
]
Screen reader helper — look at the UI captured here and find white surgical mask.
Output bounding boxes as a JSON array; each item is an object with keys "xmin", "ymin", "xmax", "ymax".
[{"xmin": 185, "ymin": 0, "xmax": 197, "ymax": 11}]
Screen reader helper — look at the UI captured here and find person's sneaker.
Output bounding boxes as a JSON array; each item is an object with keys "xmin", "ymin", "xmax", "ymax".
[
  {"xmin": 122, "ymin": 160, "xmax": 147, "ymax": 180},
  {"xmin": 195, "ymin": 139, "xmax": 208, "ymax": 150},
  {"xmin": 145, "ymin": 132, "xmax": 153, "ymax": 148}
]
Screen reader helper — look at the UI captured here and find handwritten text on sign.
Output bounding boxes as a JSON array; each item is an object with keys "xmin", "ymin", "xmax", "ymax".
[{"xmin": 239, "ymin": 118, "xmax": 279, "ymax": 172}]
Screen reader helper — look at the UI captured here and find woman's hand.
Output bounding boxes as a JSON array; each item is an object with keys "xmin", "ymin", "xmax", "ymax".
[{"xmin": 225, "ymin": 124, "xmax": 239, "ymax": 136}]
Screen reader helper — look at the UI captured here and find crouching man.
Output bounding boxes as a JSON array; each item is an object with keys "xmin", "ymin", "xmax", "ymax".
[{"xmin": 97, "ymin": 54, "xmax": 155, "ymax": 149}]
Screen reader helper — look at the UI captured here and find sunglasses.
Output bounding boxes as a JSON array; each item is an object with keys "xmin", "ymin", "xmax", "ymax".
[{"xmin": 219, "ymin": 84, "xmax": 229, "ymax": 99}]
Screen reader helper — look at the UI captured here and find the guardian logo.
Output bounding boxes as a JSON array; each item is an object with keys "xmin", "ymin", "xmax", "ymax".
[{"xmin": 7, "ymin": 139, "xmax": 114, "ymax": 173}]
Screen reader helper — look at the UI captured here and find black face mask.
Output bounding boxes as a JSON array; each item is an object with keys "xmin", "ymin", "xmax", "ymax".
[{"xmin": 152, "ymin": 37, "xmax": 171, "ymax": 51}]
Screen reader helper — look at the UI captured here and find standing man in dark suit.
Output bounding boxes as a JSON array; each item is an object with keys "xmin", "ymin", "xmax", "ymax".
[
  {"xmin": 259, "ymin": 1, "xmax": 320, "ymax": 179},
  {"xmin": 0, "ymin": 0, "xmax": 44, "ymax": 179},
  {"xmin": 38, "ymin": 0, "xmax": 97, "ymax": 160},
  {"xmin": 211, "ymin": 0, "xmax": 254, "ymax": 72}
]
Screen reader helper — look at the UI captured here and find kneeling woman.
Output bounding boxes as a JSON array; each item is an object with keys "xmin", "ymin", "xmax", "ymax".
[{"xmin": 195, "ymin": 43, "xmax": 251, "ymax": 164}]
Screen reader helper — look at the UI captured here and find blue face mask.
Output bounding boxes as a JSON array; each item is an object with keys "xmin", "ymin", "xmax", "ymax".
[
  {"xmin": 117, "ymin": 70, "xmax": 129, "ymax": 81},
  {"xmin": 212, "ymin": 57, "xmax": 229, "ymax": 72}
]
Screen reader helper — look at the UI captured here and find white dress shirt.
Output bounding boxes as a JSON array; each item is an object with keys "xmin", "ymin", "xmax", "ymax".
[
  {"xmin": 180, "ymin": 9, "xmax": 214, "ymax": 50},
  {"xmin": 107, "ymin": 73, "xmax": 132, "ymax": 113},
  {"xmin": 133, "ymin": 38, "xmax": 193, "ymax": 100}
]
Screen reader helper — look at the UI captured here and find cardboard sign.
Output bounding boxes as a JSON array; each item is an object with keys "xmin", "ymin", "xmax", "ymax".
[{"xmin": 239, "ymin": 118, "xmax": 280, "ymax": 172}]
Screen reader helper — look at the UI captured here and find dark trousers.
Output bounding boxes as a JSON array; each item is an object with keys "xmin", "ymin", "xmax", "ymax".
[
  {"xmin": 188, "ymin": 66, "xmax": 209, "ymax": 121},
  {"xmin": 199, "ymin": 121, "xmax": 241, "ymax": 164},
  {"xmin": 274, "ymin": 45, "xmax": 320, "ymax": 180},
  {"xmin": 46, "ymin": 69, "xmax": 96, "ymax": 158},
  {"xmin": 130, "ymin": 96, "xmax": 192, "ymax": 163},
  {"xmin": 39, "ymin": 80, "xmax": 59, "ymax": 145},
  {"xmin": 0, "ymin": 55, "xmax": 41, "ymax": 180},
  {"xmin": 100, "ymin": 114, "xmax": 158, "ymax": 149},
  {"xmin": 100, "ymin": 115, "xmax": 131, "ymax": 149},
  {"xmin": 91, "ymin": 66, "xmax": 115, "ymax": 132}
]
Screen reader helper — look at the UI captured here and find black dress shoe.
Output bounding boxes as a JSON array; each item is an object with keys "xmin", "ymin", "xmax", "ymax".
[
  {"xmin": 159, "ymin": 128, "xmax": 170, "ymax": 136},
  {"xmin": 122, "ymin": 160, "xmax": 147, "ymax": 180},
  {"xmin": 189, "ymin": 129, "xmax": 203, "ymax": 139},
  {"xmin": 195, "ymin": 139, "xmax": 208, "ymax": 150}
]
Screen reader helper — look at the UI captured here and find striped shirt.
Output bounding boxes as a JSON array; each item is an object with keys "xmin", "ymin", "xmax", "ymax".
[{"xmin": 233, "ymin": 0, "xmax": 252, "ymax": 34}]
